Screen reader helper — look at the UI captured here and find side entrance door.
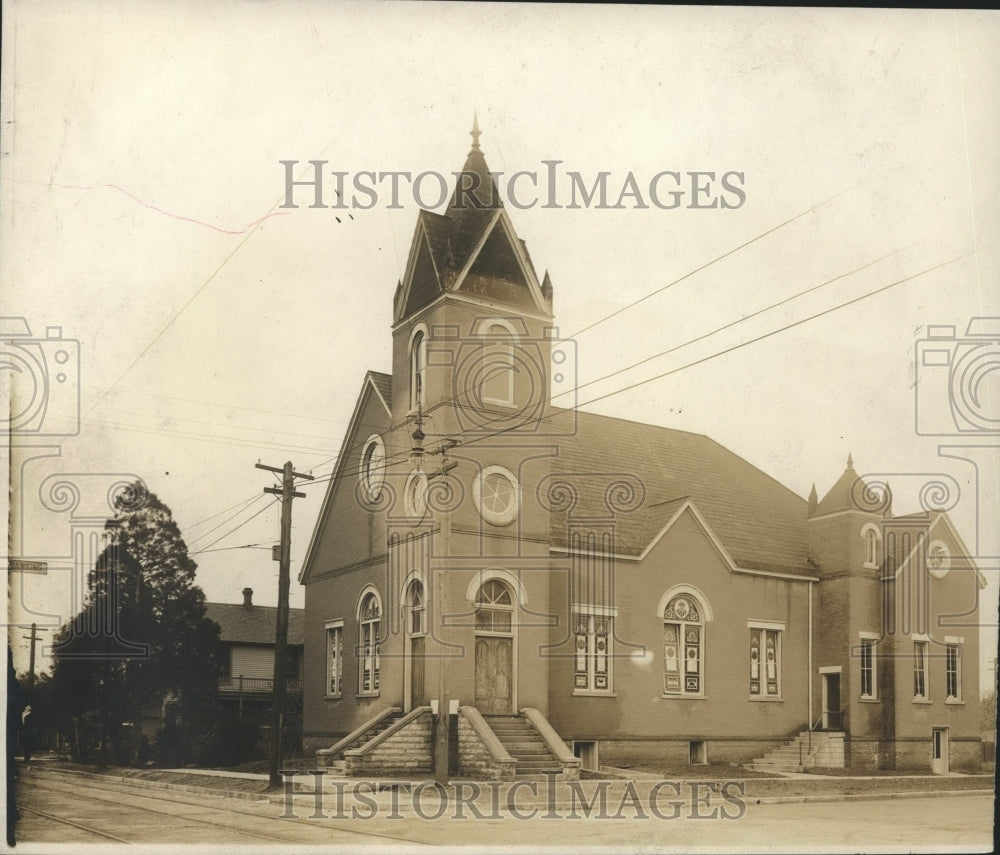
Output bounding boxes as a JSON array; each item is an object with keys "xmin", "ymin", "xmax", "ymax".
[
  {"xmin": 823, "ymin": 672, "xmax": 841, "ymax": 730},
  {"xmin": 931, "ymin": 728, "xmax": 949, "ymax": 774},
  {"xmin": 410, "ymin": 636, "xmax": 425, "ymax": 708}
]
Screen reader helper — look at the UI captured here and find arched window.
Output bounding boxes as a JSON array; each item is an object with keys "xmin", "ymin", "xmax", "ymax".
[
  {"xmin": 358, "ymin": 591, "xmax": 381, "ymax": 694},
  {"xmin": 410, "ymin": 329, "xmax": 427, "ymax": 411},
  {"xmin": 481, "ymin": 323, "xmax": 514, "ymax": 406},
  {"xmin": 475, "ymin": 579, "xmax": 513, "ymax": 634},
  {"xmin": 406, "ymin": 580, "xmax": 426, "ymax": 637},
  {"xmin": 663, "ymin": 594, "xmax": 704, "ymax": 696},
  {"xmin": 861, "ymin": 523, "xmax": 881, "ymax": 570}
]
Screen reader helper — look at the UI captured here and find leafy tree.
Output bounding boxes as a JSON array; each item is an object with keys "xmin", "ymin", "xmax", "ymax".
[{"xmin": 49, "ymin": 482, "xmax": 223, "ymax": 767}]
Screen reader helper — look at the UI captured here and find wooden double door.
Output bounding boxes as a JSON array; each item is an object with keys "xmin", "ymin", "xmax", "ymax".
[{"xmin": 474, "ymin": 636, "xmax": 512, "ymax": 714}]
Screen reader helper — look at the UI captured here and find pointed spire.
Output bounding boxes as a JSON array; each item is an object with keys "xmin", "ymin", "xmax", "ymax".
[
  {"xmin": 847, "ymin": 452, "xmax": 855, "ymax": 469},
  {"xmin": 541, "ymin": 269, "xmax": 553, "ymax": 304},
  {"xmin": 470, "ymin": 112, "xmax": 481, "ymax": 153},
  {"xmin": 807, "ymin": 483, "xmax": 818, "ymax": 516},
  {"xmin": 449, "ymin": 114, "xmax": 500, "ymax": 214}
]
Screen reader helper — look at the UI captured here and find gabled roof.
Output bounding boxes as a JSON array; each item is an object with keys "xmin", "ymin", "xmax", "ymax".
[
  {"xmin": 548, "ymin": 409, "xmax": 813, "ymax": 574},
  {"xmin": 205, "ymin": 602, "xmax": 304, "ymax": 646},
  {"xmin": 298, "ymin": 370, "xmax": 393, "ymax": 581},
  {"xmin": 368, "ymin": 371, "xmax": 392, "ymax": 412}
]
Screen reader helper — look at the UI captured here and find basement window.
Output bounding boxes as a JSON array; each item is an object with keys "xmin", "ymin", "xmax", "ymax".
[{"xmin": 689, "ymin": 740, "xmax": 707, "ymax": 765}]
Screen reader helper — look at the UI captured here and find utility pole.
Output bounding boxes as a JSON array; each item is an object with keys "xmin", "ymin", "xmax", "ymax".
[
  {"xmin": 21, "ymin": 623, "xmax": 48, "ymax": 695},
  {"xmin": 256, "ymin": 460, "xmax": 313, "ymax": 789}
]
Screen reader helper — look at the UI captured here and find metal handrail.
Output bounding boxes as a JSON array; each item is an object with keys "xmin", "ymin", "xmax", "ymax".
[{"xmin": 807, "ymin": 712, "xmax": 826, "ymax": 754}]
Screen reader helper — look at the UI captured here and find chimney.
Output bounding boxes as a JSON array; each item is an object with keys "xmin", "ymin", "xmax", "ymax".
[{"xmin": 242, "ymin": 587, "xmax": 253, "ymax": 610}]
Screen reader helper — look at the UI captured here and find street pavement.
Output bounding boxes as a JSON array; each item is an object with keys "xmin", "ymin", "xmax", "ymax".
[{"xmin": 11, "ymin": 764, "xmax": 996, "ymax": 851}]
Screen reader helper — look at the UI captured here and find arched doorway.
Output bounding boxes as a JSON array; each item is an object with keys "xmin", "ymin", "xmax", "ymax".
[{"xmin": 474, "ymin": 579, "xmax": 514, "ymax": 714}]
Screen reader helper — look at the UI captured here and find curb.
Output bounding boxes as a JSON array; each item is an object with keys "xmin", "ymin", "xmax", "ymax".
[{"xmin": 30, "ymin": 767, "xmax": 994, "ymax": 809}]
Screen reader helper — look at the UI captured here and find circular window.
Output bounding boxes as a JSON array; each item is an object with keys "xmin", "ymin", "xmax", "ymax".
[
  {"xmin": 403, "ymin": 470, "xmax": 428, "ymax": 520},
  {"xmin": 473, "ymin": 465, "xmax": 520, "ymax": 526},
  {"xmin": 360, "ymin": 434, "xmax": 386, "ymax": 502},
  {"xmin": 927, "ymin": 541, "xmax": 950, "ymax": 579}
]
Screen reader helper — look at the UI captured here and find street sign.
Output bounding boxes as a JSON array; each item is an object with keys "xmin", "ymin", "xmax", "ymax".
[{"xmin": 7, "ymin": 559, "xmax": 48, "ymax": 574}]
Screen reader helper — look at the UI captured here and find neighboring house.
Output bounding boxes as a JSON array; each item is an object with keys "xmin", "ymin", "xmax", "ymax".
[
  {"xmin": 297, "ymin": 124, "xmax": 986, "ymax": 777},
  {"xmin": 205, "ymin": 588, "xmax": 304, "ymax": 748}
]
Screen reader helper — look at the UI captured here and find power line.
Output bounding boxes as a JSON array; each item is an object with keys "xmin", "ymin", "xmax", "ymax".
[
  {"xmin": 189, "ymin": 498, "xmax": 280, "ymax": 556},
  {"xmin": 187, "ymin": 493, "xmax": 269, "ymax": 546},
  {"xmin": 568, "ymin": 180, "xmax": 862, "ymax": 339},
  {"xmin": 571, "ymin": 235, "xmax": 926, "ymax": 397}
]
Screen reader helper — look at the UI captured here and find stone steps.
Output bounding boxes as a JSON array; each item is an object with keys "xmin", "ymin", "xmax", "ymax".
[{"xmin": 484, "ymin": 714, "xmax": 562, "ymax": 779}]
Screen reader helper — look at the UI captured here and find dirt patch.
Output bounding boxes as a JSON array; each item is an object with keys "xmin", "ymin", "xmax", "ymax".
[{"xmin": 619, "ymin": 762, "xmax": 780, "ymax": 780}]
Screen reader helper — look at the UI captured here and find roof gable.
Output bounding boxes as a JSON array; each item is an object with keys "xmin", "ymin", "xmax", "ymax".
[{"xmin": 298, "ymin": 371, "xmax": 391, "ymax": 582}]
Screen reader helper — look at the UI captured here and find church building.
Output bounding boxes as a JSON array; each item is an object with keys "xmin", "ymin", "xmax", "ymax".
[{"xmin": 298, "ymin": 123, "xmax": 985, "ymax": 778}]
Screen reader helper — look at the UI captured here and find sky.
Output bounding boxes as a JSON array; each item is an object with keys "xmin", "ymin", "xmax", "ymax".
[{"xmin": 3, "ymin": 3, "xmax": 998, "ymax": 687}]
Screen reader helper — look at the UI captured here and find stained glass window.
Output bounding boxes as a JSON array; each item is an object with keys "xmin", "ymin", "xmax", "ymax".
[
  {"xmin": 664, "ymin": 595, "xmax": 703, "ymax": 696},
  {"xmin": 573, "ymin": 613, "xmax": 611, "ymax": 692}
]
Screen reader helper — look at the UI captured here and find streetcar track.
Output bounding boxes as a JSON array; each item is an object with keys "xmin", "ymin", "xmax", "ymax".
[
  {"xmin": 22, "ymin": 777, "xmax": 306, "ymax": 844},
  {"xmin": 23, "ymin": 770, "xmax": 435, "ymax": 846},
  {"xmin": 16, "ymin": 802, "xmax": 133, "ymax": 843}
]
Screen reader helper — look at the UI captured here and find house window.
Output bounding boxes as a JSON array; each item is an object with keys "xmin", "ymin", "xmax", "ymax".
[
  {"xmin": 326, "ymin": 622, "xmax": 343, "ymax": 696},
  {"xmin": 410, "ymin": 329, "xmax": 427, "ymax": 411},
  {"xmin": 860, "ymin": 636, "xmax": 877, "ymax": 699},
  {"xmin": 573, "ymin": 612, "xmax": 612, "ymax": 693},
  {"xmin": 946, "ymin": 642, "xmax": 962, "ymax": 700},
  {"xmin": 475, "ymin": 579, "xmax": 513, "ymax": 633},
  {"xmin": 358, "ymin": 592, "xmax": 381, "ymax": 694},
  {"xmin": 749, "ymin": 627, "xmax": 781, "ymax": 697},
  {"xmin": 913, "ymin": 640, "xmax": 928, "ymax": 699},
  {"xmin": 663, "ymin": 595, "xmax": 703, "ymax": 696}
]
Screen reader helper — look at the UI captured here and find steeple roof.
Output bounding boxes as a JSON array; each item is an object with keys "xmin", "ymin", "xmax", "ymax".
[
  {"xmin": 394, "ymin": 118, "xmax": 549, "ymax": 323},
  {"xmin": 447, "ymin": 112, "xmax": 501, "ymax": 214},
  {"xmin": 814, "ymin": 453, "xmax": 867, "ymax": 516}
]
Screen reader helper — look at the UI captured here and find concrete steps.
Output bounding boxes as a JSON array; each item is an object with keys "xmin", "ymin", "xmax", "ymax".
[
  {"xmin": 745, "ymin": 731, "xmax": 845, "ymax": 774},
  {"xmin": 485, "ymin": 715, "xmax": 563, "ymax": 777}
]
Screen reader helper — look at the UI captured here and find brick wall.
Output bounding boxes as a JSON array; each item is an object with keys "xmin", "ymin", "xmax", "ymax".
[{"xmin": 599, "ymin": 738, "xmax": 788, "ymax": 768}]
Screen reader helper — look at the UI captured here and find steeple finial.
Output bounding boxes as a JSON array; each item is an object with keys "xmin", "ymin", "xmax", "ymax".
[
  {"xmin": 847, "ymin": 452, "xmax": 854, "ymax": 469},
  {"xmin": 470, "ymin": 112, "xmax": 481, "ymax": 152}
]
